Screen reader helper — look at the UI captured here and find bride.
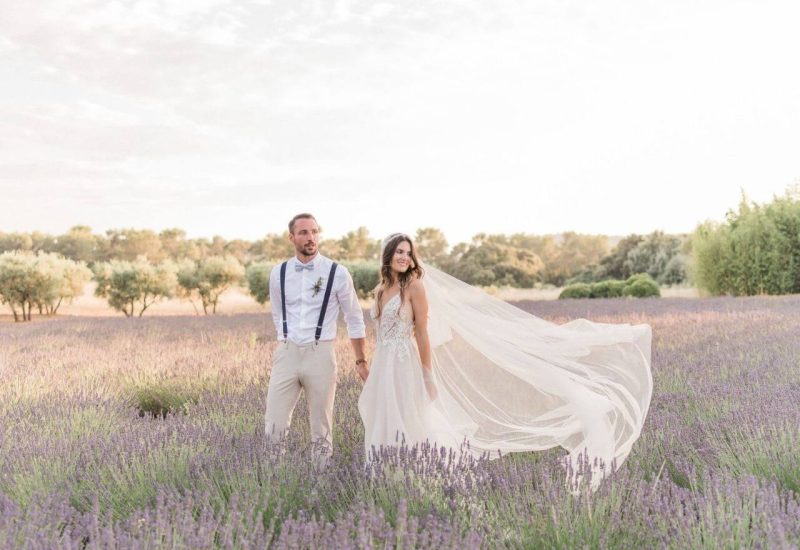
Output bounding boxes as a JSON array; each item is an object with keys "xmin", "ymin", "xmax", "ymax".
[{"xmin": 358, "ymin": 233, "xmax": 653, "ymax": 489}]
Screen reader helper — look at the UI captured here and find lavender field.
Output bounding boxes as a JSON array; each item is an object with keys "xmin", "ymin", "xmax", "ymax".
[{"xmin": 1, "ymin": 296, "xmax": 799, "ymax": 549}]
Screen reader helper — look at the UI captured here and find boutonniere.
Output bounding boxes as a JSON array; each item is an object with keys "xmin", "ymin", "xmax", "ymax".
[{"xmin": 311, "ymin": 277, "xmax": 325, "ymax": 297}]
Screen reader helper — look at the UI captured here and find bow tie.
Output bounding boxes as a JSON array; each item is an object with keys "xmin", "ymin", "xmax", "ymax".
[{"xmin": 295, "ymin": 262, "xmax": 314, "ymax": 272}]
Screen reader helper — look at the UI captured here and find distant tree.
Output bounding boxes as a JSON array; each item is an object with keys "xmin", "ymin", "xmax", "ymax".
[
  {"xmin": 338, "ymin": 227, "xmax": 380, "ymax": 261},
  {"xmin": 320, "ymin": 238, "xmax": 343, "ymax": 259},
  {"xmin": 0, "ymin": 252, "xmax": 38, "ymax": 321},
  {"xmin": 251, "ymin": 233, "xmax": 294, "ymax": 261},
  {"xmin": 175, "ymin": 259, "xmax": 203, "ymax": 314},
  {"xmin": 159, "ymin": 228, "xmax": 188, "ymax": 260},
  {"xmin": 623, "ymin": 231, "xmax": 682, "ymax": 283},
  {"xmin": 176, "ymin": 256, "xmax": 244, "ymax": 314},
  {"xmin": 509, "ymin": 234, "xmax": 560, "ymax": 275},
  {"xmin": 448, "ymin": 238, "xmax": 544, "ymax": 287},
  {"xmin": 223, "ymin": 239, "xmax": 251, "ymax": 264},
  {"xmin": 182, "ymin": 239, "xmax": 208, "ymax": 261},
  {"xmin": 692, "ymin": 190, "xmax": 800, "ymax": 295},
  {"xmin": 597, "ymin": 234, "xmax": 644, "ymax": 280},
  {"xmin": 570, "ymin": 231, "xmax": 689, "ymax": 286},
  {"xmin": 542, "ymin": 232, "xmax": 608, "ymax": 286},
  {"xmin": 210, "ymin": 235, "xmax": 227, "ymax": 257},
  {"xmin": 660, "ymin": 253, "xmax": 690, "ymax": 286},
  {"xmin": 414, "ymin": 228, "xmax": 449, "ymax": 266},
  {"xmin": 30, "ymin": 231, "xmax": 57, "ymax": 254},
  {"xmin": 93, "ymin": 258, "xmax": 177, "ymax": 317},
  {"xmin": 55, "ymin": 225, "xmax": 101, "ymax": 264},
  {"xmin": 104, "ymin": 229, "xmax": 164, "ymax": 262},
  {"xmin": 245, "ymin": 261, "xmax": 274, "ymax": 305},
  {"xmin": 33, "ymin": 254, "xmax": 92, "ymax": 315},
  {"xmin": 0, "ymin": 252, "xmax": 90, "ymax": 321},
  {"xmin": 0, "ymin": 232, "xmax": 34, "ymax": 253}
]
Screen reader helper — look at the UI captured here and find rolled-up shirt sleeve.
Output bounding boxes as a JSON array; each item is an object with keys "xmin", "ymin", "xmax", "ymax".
[
  {"xmin": 337, "ymin": 267, "xmax": 366, "ymax": 339},
  {"xmin": 269, "ymin": 264, "xmax": 283, "ymax": 339}
]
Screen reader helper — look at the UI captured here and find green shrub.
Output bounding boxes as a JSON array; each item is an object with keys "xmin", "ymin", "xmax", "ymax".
[
  {"xmin": 623, "ymin": 276, "xmax": 661, "ymax": 298},
  {"xmin": 558, "ymin": 283, "xmax": 592, "ymax": 299},
  {"xmin": 342, "ymin": 261, "xmax": 379, "ymax": 299},
  {"xmin": 130, "ymin": 384, "xmax": 199, "ymax": 418},
  {"xmin": 590, "ymin": 280, "xmax": 626, "ymax": 298},
  {"xmin": 625, "ymin": 273, "xmax": 655, "ymax": 285},
  {"xmin": 561, "ymin": 275, "xmax": 660, "ymax": 299}
]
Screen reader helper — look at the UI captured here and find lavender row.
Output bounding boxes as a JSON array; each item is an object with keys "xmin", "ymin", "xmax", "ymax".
[{"xmin": 1, "ymin": 295, "xmax": 799, "ymax": 547}]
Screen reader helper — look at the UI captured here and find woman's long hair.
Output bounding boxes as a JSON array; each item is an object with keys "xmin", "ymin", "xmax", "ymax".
[{"xmin": 374, "ymin": 233, "xmax": 424, "ymax": 318}]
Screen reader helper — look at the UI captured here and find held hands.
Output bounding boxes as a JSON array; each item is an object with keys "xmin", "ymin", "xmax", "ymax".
[
  {"xmin": 355, "ymin": 358, "xmax": 369, "ymax": 382},
  {"xmin": 422, "ymin": 367, "xmax": 438, "ymax": 400}
]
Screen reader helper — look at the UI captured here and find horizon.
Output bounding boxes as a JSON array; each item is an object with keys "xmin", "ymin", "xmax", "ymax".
[{"xmin": 0, "ymin": 185, "xmax": 786, "ymax": 243}]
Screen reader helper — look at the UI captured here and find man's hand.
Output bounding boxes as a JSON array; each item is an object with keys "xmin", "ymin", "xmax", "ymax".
[{"xmin": 350, "ymin": 338, "xmax": 367, "ymax": 381}]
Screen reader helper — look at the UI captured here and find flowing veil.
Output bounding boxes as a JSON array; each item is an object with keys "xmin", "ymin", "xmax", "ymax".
[{"xmin": 419, "ymin": 259, "xmax": 653, "ymax": 488}]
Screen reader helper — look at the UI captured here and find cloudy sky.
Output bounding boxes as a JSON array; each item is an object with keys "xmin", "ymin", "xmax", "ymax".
[{"xmin": 1, "ymin": 0, "xmax": 799, "ymax": 244}]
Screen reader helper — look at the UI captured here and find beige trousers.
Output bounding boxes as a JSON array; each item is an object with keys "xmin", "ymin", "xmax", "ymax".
[{"xmin": 264, "ymin": 340, "xmax": 338, "ymax": 460}]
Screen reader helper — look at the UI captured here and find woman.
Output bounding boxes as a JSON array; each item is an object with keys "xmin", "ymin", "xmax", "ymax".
[{"xmin": 358, "ymin": 233, "xmax": 653, "ymax": 489}]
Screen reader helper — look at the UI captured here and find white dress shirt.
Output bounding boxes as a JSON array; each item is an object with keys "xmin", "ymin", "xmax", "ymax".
[{"xmin": 269, "ymin": 253, "xmax": 366, "ymax": 344}]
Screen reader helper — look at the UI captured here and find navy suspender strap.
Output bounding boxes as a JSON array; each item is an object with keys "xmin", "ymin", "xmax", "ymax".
[
  {"xmin": 315, "ymin": 262, "xmax": 338, "ymax": 342},
  {"xmin": 279, "ymin": 261, "xmax": 288, "ymax": 341}
]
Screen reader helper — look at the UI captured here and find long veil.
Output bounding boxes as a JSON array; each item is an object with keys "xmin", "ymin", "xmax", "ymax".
[{"xmin": 420, "ymin": 260, "xmax": 652, "ymax": 487}]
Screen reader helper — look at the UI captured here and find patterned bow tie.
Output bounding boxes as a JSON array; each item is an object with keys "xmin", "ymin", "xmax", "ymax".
[{"xmin": 295, "ymin": 262, "xmax": 314, "ymax": 272}]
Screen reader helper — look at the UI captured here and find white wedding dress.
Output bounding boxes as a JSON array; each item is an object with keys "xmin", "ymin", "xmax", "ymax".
[
  {"xmin": 358, "ymin": 292, "xmax": 455, "ymax": 452},
  {"xmin": 358, "ymin": 262, "xmax": 653, "ymax": 490}
]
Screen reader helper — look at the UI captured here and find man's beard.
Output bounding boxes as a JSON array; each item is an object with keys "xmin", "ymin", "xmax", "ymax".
[{"xmin": 298, "ymin": 243, "xmax": 317, "ymax": 257}]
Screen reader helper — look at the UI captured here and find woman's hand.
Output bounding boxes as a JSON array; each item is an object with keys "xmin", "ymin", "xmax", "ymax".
[
  {"xmin": 422, "ymin": 367, "xmax": 437, "ymax": 400},
  {"xmin": 355, "ymin": 358, "xmax": 369, "ymax": 381}
]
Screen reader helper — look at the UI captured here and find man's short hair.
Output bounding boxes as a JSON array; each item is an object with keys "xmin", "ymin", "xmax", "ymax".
[{"xmin": 288, "ymin": 213, "xmax": 318, "ymax": 234}]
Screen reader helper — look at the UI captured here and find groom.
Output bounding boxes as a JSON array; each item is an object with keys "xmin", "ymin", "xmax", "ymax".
[{"xmin": 265, "ymin": 213, "xmax": 368, "ymax": 465}]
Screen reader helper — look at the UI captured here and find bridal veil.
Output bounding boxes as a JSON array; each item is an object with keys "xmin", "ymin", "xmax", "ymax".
[{"xmin": 419, "ymin": 259, "xmax": 652, "ymax": 488}]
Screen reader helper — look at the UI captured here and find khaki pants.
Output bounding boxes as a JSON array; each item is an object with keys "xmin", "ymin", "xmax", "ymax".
[{"xmin": 264, "ymin": 340, "xmax": 338, "ymax": 463}]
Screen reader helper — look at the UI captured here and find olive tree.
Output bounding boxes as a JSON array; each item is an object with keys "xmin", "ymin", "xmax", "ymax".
[
  {"xmin": 0, "ymin": 251, "xmax": 90, "ymax": 321},
  {"xmin": 245, "ymin": 261, "xmax": 273, "ymax": 305},
  {"xmin": 93, "ymin": 258, "xmax": 177, "ymax": 317},
  {"xmin": 176, "ymin": 256, "xmax": 244, "ymax": 314}
]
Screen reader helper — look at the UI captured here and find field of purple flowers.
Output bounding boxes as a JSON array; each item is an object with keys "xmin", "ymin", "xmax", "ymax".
[{"xmin": 1, "ymin": 296, "xmax": 799, "ymax": 548}]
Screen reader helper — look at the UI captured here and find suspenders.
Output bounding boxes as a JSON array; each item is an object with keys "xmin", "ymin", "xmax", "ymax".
[
  {"xmin": 279, "ymin": 262, "xmax": 288, "ymax": 340},
  {"xmin": 316, "ymin": 262, "xmax": 338, "ymax": 341},
  {"xmin": 279, "ymin": 260, "xmax": 338, "ymax": 343}
]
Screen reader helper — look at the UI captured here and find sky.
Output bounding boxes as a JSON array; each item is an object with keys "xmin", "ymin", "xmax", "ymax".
[{"xmin": 1, "ymin": 0, "xmax": 799, "ymax": 244}]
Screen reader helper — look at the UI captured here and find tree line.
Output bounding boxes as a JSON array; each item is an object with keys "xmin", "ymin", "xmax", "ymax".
[
  {"xmin": 0, "ymin": 224, "xmax": 693, "ymax": 321},
  {"xmin": 0, "ymin": 225, "xmax": 692, "ymax": 286},
  {"xmin": 5, "ymin": 189, "xmax": 797, "ymax": 321}
]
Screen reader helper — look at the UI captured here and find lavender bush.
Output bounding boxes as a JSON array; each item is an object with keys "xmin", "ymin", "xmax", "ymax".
[{"xmin": 1, "ymin": 296, "xmax": 799, "ymax": 548}]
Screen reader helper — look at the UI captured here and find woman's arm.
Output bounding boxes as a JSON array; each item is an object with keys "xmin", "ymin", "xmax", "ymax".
[{"xmin": 409, "ymin": 278, "xmax": 436, "ymax": 398}]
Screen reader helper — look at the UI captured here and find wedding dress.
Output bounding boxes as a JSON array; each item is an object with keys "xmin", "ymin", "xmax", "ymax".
[{"xmin": 357, "ymin": 262, "xmax": 652, "ymax": 489}]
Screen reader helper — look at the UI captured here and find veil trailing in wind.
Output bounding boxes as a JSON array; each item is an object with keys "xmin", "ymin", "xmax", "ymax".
[{"xmin": 417, "ymin": 259, "xmax": 652, "ymax": 488}]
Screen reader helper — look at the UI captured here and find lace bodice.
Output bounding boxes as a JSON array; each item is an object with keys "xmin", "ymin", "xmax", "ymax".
[{"xmin": 372, "ymin": 293, "xmax": 415, "ymax": 360}]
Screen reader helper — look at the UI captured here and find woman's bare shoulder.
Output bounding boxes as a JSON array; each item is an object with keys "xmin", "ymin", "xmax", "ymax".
[{"xmin": 407, "ymin": 276, "xmax": 426, "ymax": 295}]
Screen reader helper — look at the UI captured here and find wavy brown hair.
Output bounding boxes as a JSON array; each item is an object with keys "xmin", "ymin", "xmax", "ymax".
[{"xmin": 374, "ymin": 233, "xmax": 424, "ymax": 318}]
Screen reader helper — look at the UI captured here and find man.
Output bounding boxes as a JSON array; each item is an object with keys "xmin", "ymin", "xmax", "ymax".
[{"xmin": 265, "ymin": 213, "xmax": 368, "ymax": 465}]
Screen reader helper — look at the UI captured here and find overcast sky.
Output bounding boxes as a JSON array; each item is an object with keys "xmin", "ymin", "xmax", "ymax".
[{"xmin": 1, "ymin": 0, "xmax": 799, "ymax": 244}]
